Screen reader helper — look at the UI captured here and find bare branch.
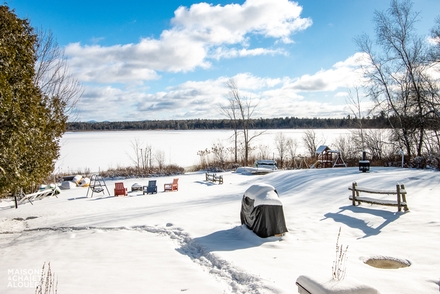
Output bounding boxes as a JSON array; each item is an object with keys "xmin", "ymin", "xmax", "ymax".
[{"xmin": 34, "ymin": 29, "xmax": 83, "ymax": 121}]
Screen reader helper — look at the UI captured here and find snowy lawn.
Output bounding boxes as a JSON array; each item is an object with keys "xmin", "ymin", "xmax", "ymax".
[{"xmin": 1, "ymin": 167, "xmax": 439, "ymax": 293}]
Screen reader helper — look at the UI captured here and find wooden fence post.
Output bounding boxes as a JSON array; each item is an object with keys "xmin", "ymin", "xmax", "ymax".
[
  {"xmin": 352, "ymin": 182, "xmax": 357, "ymax": 206},
  {"xmin": 396, "ymin": 184, "xmax": 402, "ymax": 212}
]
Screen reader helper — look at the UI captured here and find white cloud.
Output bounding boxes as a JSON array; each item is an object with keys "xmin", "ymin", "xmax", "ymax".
[
  {"xmin": 172, "ymin": 0, "xmax": 312, "ymax": 44},
  {"xmin": 232, "ymin": 73, "xmax": 285, "ymax": 90},
  {"xmin": 335, "ymin": 91, "xmax": 349, "ymax": 97},
  {"xmin": 75, "ymin": 60, "xmax": 363, "ymax": 122},
  {"xmin": 287, "ymin": 53, "xmax": 366, "ymax": 92},
  {"xmin": 427, "ymin": 36, "xmax": 440, "ymax": 45},
  {"xmin": 210, "ymin": 47, "xmax": 287, "ymax": 59},
  {"xmin": 65, "ymin": 0, "xmax": 311, "ymax": 85}
]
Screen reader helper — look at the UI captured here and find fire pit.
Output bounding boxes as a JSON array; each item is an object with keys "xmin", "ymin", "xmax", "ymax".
[
  {"xmin": 359, "ymin": 150, "xmax": 370, "ymax": 172},
  {"xmin": 363, "ymin": 256, "xmax": 411, "ymax": 269}
]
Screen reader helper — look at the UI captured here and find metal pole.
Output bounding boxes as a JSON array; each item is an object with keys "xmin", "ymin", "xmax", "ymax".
[{"xmin": 398, "ymin": 149, "xmax": 404, "ymax": 168}]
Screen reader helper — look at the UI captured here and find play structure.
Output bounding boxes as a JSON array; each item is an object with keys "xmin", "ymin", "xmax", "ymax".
[{"xmin": 311, "ymin": 145, "xmax": 347, "ymax": 168}]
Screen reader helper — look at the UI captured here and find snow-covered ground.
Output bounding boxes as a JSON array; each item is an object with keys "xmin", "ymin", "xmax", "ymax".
[{"xmin": 1, "ymin": 167, "xmax": 439, "ymax": 293}]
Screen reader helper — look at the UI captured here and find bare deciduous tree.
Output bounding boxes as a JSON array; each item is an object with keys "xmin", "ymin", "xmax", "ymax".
[
  {"xmin": 275, "ymin": 132, "xmax": 288, "ymax": 168},
  {"xmin": 346, "ymin": 86, "xmax": 367, "ymax": 150},
  {"xmin": 356, "ymin": 0, "xmax": 440, "ymax": 159},
  {"xmin": 34, "ymin": 29, "xmax": 82, "ymax": 121},
  {"xmin": 130, "ymin": 139, "xmax": 153, "ymax": 170},
  {"xmin": 197, "ymin": 148, "xmax": 210, "ymax": 169},
  {"xmin": 211, "ymin": 141, "xmax": 228, "ymax": 168},
  {"xmin": 130, "ymin": 139, "xmax": 142, "ymax": 169},
  {"xmin": 221, "ymin": 78, "xmax": 264, "ymax": 166},
  {"xmin": 256, "ymin": 144, "xmax": 271, "ymax": 160},
  {"xmin": 303, "ymin": 130, "xmax": 319, "ymax": 158},
  {"xmin": 155, "ymin": 150, "xmax": 165, "ymax": 171},
  {"xmin": 286, "ymin": 137, "xmax": 299, "ymax": 168},
  {"xmin": 220, "ymin": 80, "xmax": 240, "ymax": 163},
  {"xmin": 333, "ymin": 135, "xmax": 356, "ymax": 164}
]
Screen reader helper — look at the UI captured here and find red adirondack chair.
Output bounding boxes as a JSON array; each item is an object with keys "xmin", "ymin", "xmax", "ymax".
[
  {"xmin": 114, "ymin": 182, "xmax": 127, "ymax": 196},
  {"xmin": 164, "ymin": 178, "xmax": 178, "ymax": 192}
]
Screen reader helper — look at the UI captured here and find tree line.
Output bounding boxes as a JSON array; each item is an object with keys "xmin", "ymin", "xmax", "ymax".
[{"xmin": 66, "ymin": 116, "xmax": 391, "ymax": 131}]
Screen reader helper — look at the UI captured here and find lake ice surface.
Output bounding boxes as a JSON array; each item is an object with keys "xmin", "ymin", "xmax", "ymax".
[{"xmin": 56, "ymin": 129, "xmax": 353, "ymax": 173}]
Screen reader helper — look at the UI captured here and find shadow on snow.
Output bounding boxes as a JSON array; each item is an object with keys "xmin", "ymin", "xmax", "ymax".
[{"xmin": 322, "ymin": 205, "xmax": 403, "ymax": 239}]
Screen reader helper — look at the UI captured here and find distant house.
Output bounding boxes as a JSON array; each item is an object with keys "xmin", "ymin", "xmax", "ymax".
[{"xmin": 313, "ymin": 145, "xmax": 346, "ymax": 168}]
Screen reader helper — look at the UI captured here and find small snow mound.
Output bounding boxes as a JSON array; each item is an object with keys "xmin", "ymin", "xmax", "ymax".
[{"xmin": 296, "ymin": 275, "xmax": 380, "ymax": 294}]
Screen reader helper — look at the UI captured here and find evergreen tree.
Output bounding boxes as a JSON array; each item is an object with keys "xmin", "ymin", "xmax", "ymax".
[{"xmin": 0, "ymin": 6, "xmax": 66, "ymax": 196}]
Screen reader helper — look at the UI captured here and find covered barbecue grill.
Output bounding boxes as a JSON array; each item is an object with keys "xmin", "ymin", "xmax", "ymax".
[{"xmin": 240, "ymin": 183, "xmax": 288, "ymax": 238}]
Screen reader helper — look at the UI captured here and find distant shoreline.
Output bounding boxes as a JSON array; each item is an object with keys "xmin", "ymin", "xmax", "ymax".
[{"xmin": 66, "ymin": 116, "xmax": 390, "ymax": 132}]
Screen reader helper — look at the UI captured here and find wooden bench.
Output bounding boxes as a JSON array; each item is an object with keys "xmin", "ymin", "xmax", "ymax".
[
  {"xmin": 348, "ymin": 182, "xmax": 409, "ymax": 212},
  {"xmin": 205, "ymin": 172, "xmax": 223, "ymax": 184}
]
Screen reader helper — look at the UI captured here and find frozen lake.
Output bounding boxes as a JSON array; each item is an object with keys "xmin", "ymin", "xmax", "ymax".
[{"xmin": 55, "ymin": 129, "xmax": 353, "ymax": 173}]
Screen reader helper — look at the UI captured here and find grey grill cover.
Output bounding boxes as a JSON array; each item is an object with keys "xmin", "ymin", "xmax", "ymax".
[{"xmin": 240, "ymin": 184, "xmax": 288, "ymax": 238}]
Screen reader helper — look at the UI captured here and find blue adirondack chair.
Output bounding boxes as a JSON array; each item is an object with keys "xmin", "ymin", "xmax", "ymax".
[{"xmin": 143, "ymin": 180, "xmax": 157, "ymax": 195}]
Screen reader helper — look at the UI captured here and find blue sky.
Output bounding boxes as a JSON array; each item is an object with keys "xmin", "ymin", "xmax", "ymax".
[{"xmin": 7, "ymin": 0, "xmax": 440, "ymax": 122}]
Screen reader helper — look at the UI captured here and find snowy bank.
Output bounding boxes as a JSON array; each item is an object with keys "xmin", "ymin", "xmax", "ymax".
[{"xmin": 1, "ymin": 167, "xmax": 439, "ymax": 293}]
